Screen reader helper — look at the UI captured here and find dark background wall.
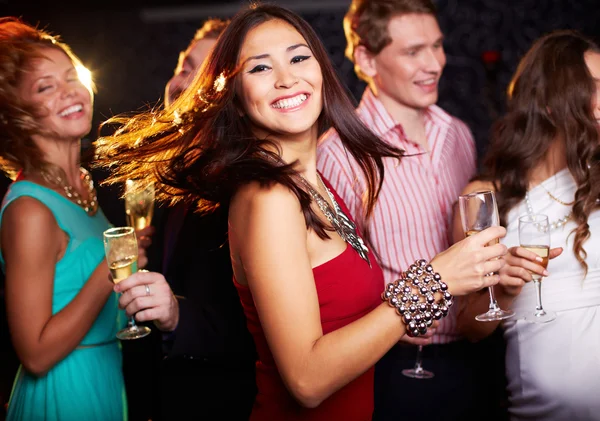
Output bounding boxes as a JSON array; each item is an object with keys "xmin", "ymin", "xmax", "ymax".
[
  {"xmin": 4, "ymin": 0, "xmax": 600, "ymax": 160},
  {"xmin": 1, "ymin": 0, "xmax": 600, "ymax": 419}
]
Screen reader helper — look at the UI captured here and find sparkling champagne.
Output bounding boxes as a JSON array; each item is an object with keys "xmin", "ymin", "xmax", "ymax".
[
  {"xmin": 126, "ymin": 206, "xmax": 154, "ymax": 231},
  {"xmin": 522, "ymin": 244, "xmax": 549, "ymax": 280},
  {"xmin": 109, "ymin": 255, "xmax": 138, "ymax": 284},
  {"xmin": 124, "ymin": 181, "xmax": 155, "ymax": 230}
]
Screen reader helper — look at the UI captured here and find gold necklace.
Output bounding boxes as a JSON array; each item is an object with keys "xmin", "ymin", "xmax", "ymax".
[
  {"xmin": 540, "ymin": 183, "xmax": 574, "ymax": 206},
  {"xmin": 41, "ymin": 167, "xmax": 98, "ymax": 216}
]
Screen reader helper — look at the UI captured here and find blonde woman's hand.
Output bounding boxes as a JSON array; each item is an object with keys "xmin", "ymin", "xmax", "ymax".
[{"xmin": 430, "ymin": 226, "xmax": 507, "ymax": 296}]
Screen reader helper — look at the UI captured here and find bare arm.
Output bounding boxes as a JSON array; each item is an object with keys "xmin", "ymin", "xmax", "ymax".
[
  {"xmin": 453, "ymin": 181, "xmax": 562, "ymax": 341},
  {"xmin": 2, "ymin": 197, "xmax": 114, "ymax": 376},
  {"xmin": 228, "ymin": 183, "xmax": 506, "ymax": 408},
  {"xmin": 230, "ymin": 183, "xmax": 406, "ymax": 408}
]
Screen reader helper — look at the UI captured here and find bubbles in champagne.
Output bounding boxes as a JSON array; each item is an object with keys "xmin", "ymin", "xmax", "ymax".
[{"xmin": 109, "ymin": 255, "xmax": 138, "ymax": 284}]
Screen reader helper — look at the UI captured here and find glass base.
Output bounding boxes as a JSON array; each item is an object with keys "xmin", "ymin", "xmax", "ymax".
[
  {"xmin": 475, "ymin": 308, "xmax": 515, "ymax": 322},
  {"xmin": 402, "ymin": 367, "xmax": 434, "ymax": 379},
  {"xmin": 116, "ymin": 325, "xmax": 151, "ymax": 340},
  {"xmin": 525, "ymin": 310, "xmax": 556, "ymax": 324}
]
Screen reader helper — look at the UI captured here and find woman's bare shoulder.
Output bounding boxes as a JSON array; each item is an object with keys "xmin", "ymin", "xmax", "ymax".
[
  {"xmin": 232, "ymin": 181, "xmax": 300, "ymax": 211},
  {"xmin": 3, "ymin": 195, "xmax": 57, "ymax": 228},
  {"xmin": 230, "ymin": 181, "xmax": 304, "ymax": 229}
]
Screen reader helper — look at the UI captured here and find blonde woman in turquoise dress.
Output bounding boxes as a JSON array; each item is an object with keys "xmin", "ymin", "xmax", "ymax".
[{"xmin": 0, "ymin": 18, "xmax": 149, "ymax": 420}]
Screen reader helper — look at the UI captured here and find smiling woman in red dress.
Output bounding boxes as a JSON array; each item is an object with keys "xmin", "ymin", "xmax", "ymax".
[{"xmin": 93, "ymin": 4, "xmax": 508, "ymax": 420}]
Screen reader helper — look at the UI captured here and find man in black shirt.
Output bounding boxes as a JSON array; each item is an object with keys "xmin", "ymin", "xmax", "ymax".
[{"xmin": 147, "ymin": 19, "xmax": 257, "ymax": 421}]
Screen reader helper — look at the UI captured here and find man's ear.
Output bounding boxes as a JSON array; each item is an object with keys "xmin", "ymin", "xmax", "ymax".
[{"xmin": 354, "ymin": 45, "xmax": 378, "ymax": 79}]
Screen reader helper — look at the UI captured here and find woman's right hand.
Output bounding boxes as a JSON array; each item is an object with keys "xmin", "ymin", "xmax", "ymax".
[
  {"xmin": 114, "ymin": 270, "xmax": 179, "ymax": 332},
  {"xmin": 430, "ymin": 226, "xmax": 507, "ymax": 296},
  {"xmin": 497, "ymin": 246, "xmax": 563, "ymax": 297}
]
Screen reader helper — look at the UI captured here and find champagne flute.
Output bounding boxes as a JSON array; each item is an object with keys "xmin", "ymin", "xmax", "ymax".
[
  {"xmin": 402, "ymin": 345, "xmax": 434, "ymax": 379},
  {"xmin": 124, "ymin": 180, "xmax": 155, "ymax": 230},
  {"xmin": 103, "ymin": 226, "xmax": 151, "ymax": 340},
  {"xmin": 459, "ymin": 190, "xmax": 515, "ymax": 322},
  {"xmin": 518, "ymin": 214, "xmax": 556, "ymax": 323}
]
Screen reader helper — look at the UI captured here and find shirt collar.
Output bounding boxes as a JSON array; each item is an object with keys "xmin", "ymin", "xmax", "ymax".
[{"xmin": 357, "ymin": 87, "xmax": 437, "ymax": 141}]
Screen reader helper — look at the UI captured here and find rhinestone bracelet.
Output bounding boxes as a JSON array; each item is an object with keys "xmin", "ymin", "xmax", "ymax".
[{"xmin": 381, "ymin": 259, "xmax": 453, "ymax": 337}]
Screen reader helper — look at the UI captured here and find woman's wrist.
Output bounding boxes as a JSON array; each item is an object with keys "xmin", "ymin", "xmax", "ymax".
[{"xmin": 381, "ymin": 259, "xmax": 453, "ymax": 337}]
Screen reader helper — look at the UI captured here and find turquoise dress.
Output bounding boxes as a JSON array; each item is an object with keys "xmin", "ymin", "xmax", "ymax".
[{"xmin": 0, "ymin": 181, "xmax": 128, "ymax": 421}]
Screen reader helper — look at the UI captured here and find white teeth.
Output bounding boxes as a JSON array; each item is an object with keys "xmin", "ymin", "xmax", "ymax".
[
  {"xmin": 416, "ymin": 79, "xmax": 435, "ymax": 85},
  {"xmin": 272, "ymin": 94, "xmax": 308, "ymax": 109},
  {"xmin": 59, "ymin": 104, "xmax": 83, "ymax": 117}
]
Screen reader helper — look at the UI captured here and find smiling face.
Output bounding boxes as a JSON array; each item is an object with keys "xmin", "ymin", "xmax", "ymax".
[
  {"xmin": 370, "ymin": 13, "xmax": 445, "ymax": 117},
  {"xmin": 585, "ymin": 50, "xmax": 600, "ymax": 124},
  {"xmin": 18, "ymin": 47, "xmax": 92, "ymax": 141},
  {"xmin": 236, "ymin": 19, "xmax": 323, "ymax": 144}
]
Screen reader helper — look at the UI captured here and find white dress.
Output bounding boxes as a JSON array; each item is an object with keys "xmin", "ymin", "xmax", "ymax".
[{"xmin": 502, "ymin": 168, "xmax": 600, "ymax": 421}]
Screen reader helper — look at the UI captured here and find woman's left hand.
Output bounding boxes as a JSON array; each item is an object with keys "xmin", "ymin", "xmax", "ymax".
[{"xmin": 114, "ymin": 270, "xmax": 179, "ymax": 332}]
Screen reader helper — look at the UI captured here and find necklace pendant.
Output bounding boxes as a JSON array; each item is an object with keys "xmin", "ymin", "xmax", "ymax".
[{"xmin": 299, "ymin": 173, "xmax": 371, "ymax": 266}]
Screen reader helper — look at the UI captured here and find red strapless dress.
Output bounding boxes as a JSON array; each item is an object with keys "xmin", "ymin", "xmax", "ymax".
[{"xmin": 234, "ymin": 181, "xmax": 384, "ymax": 420}]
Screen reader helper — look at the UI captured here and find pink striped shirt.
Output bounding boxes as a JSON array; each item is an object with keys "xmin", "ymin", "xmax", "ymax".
[{"xmin": 317, "ymin": 87, "xmax": 476, "ymax": 344}]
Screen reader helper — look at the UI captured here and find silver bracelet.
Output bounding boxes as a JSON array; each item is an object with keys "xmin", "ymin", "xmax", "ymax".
[{"xmin": 381, "ymin": 259, "xmax": 453, "ymax": 337}]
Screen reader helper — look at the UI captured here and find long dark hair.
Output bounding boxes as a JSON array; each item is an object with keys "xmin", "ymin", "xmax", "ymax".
[
  {"xmin": 94, "ymin": 4, "xmax": 404, "ymax": 238},
  {"xmin": 480, "ymin": 29, "xmax": 600, "ymax": 273}
]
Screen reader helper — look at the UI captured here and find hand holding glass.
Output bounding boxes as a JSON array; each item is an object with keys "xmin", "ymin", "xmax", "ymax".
[
  {"xmin": 124, "ymin": 180, "xmax": 155, "ymax": 230},
  {"xmin": 103, "ymin": 226, "xmax": 151, "ymax": 340},
  {"xmin": 518, "ymin": 214, "xmax": 556, "ymax": 323},
  {"xmin": 458, "ymin": 190, "xmax": 515, "ymax": 322}
]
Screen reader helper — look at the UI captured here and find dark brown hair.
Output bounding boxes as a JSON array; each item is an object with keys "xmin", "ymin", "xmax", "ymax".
[
  {"xmin": 94, "ymin": 4, "xmax": 404, "ymax": 239},
  {"xmin": 481, "ymin": 29, "xmax": 600, "ymax": 273},
  {"xmin": 344, "ymin": 0, "xmax": 437, "ymax": 81},
  {"xmin": 0, "ymin": 17, "xmax": 92, "ymax": 180}
]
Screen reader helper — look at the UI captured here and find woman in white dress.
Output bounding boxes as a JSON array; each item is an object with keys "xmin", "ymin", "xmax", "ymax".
[{"xmin": 453, "ymin": 30, "xmax": 600, "ymax": 420}]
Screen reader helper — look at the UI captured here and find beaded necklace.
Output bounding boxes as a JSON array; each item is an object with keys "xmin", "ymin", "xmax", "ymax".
[
  {"xmin": 40, "ymin": 167, "xmax": 98, "ymax": 216},
  {"xmin": 524, "ymin": 190, "xmax": 571, "ymax": 230}
]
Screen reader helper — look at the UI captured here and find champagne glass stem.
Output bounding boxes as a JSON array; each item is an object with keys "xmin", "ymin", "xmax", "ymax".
[
  {"xmin": 487, "ymin": 285, "xmax": 501, "ymax": 311},
  {"xmin": 402, "ymin": 345, "xmax": 433, "ymax": 378},
  {"xmin": 526, "ymin": 278, "xmax": 555, "ymax": 323},
  {"xmin": 533, "ymin": 280, "xmax": 544, "ymax": 314},
  {"xmin": 120, "ymin": 290, "xmax": 141, "ymax": 332},
  {"xmin": 413, "ymin": 345, "xmax": 425, "ymax": 372}
]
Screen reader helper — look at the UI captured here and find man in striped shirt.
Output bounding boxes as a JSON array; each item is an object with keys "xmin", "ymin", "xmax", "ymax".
[{"xmin": 317, "ymin": 0, "xmax": 500, "ymax": 419}]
